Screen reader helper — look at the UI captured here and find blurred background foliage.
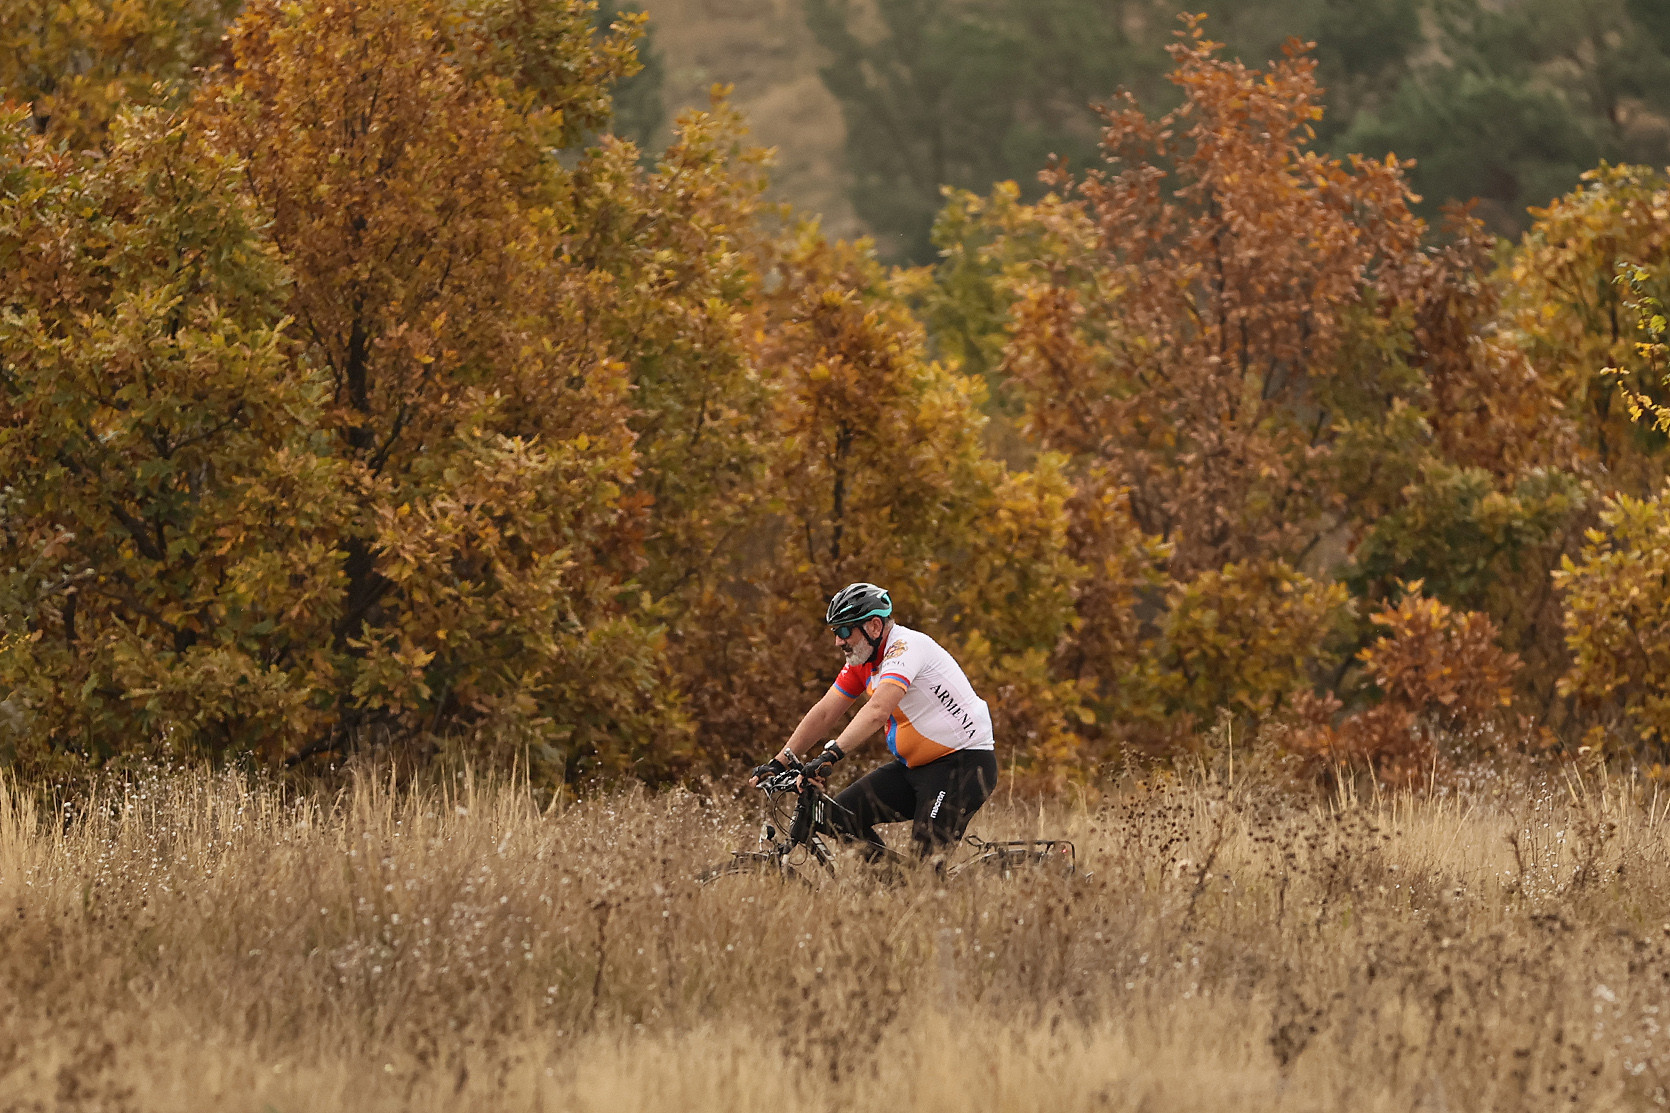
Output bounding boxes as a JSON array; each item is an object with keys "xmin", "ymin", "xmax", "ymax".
[
  {"xmin": 4, "ymin": 0, "xmax": 1670, "ymax": 788},
  {"xmin": 806, "ymin": 0, "xmax": 1670, "ymax": 262}
]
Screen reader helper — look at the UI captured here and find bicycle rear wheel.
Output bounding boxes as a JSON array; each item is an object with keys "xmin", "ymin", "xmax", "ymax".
[{"xmin": 950, "ymin": 840, "xmax": 1076, "ymax": 880}]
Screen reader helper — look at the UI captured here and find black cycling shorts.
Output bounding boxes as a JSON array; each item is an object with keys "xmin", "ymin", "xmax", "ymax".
[{"xmin": 829, "ymin": 748, "xmax": 998, "ymax": 858}]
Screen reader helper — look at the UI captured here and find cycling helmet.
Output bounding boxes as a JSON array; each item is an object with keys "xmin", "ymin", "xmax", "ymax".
[{"xmin": 826, "ymin": 583, "xmax": 893, "ymax": 634}]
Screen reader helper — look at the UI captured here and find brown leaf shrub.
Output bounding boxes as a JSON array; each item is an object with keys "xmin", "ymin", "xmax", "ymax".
[{"xmin": 1336, "ymin": 585, "xmax": 1521, "ymax": 782}]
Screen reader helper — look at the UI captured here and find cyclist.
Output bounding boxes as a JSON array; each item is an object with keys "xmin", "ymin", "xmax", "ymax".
[{"xmin": 750, "ymin": 582, "xmax": 998, "ymax": 860}]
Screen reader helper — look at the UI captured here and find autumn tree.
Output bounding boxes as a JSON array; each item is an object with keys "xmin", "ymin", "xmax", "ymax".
[
  {"xmin": 181, "ymin": 0, "xmax": 689, "ymax": 775},
  {"xmin": 929, "ymin": 21, "xmax": 1419, "ymax": 739},
  {"xmin": 1290, "ymin": 585, "xmax": 1523, "ymax": 782},
  {"xmin": 1556, "ymin": 490, "xmax": 1670, "ymax": 759},
  {"xmin": 1001, "ymin": 21, "xmax": 1431, "ymax": 575},
  {"xmin": 554, "ymin": 98, "xmax": 773, "ymax": 611},
  {"xmin": 1556, "ymin": 268, "xmax": 1670, "ymax": 757},
  {"xmin": 1505, "ymin": 165, "xmax": 1670, "ymax": 497},
  {"xmin": 1469, "ymin": 167, "xmax": 1670, "ymax": 729},
  {"xmin": 0, "ymin": 106, "xmax": 342, "ymax": 771},
  {"xmin": 918, "ymin": 18, "xmax": 1584, "ymax": 751},
  {"xmin": 0, "ymin": 0, "xmax": 242, "ymax": 148},
  {"xmin": 659, "ymin": 226, "xmax": 1093, "ymax": 775},
  {"xmin": 1334, "ymin": 208, "xmax": 1588, "ymax": 704}
]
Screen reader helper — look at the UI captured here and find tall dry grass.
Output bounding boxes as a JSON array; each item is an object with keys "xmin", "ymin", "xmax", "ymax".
[{"xmin": 2, "ymin": 761, "xmax": 1669, "ymax": 1111}]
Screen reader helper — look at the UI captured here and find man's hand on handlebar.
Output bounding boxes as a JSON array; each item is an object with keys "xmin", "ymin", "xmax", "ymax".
[
  {"xmin": 748, "ymin": 757, "xmax": 788, "ymax": 787},
  {"xmin": 799, "ymin": 740, "xmax": 845, "ymax": 787}
]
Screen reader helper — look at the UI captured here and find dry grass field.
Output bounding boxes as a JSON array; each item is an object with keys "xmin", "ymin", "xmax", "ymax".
[{"xmin": 2, "ymin": 760, "xmax": 1669, "ymax": 1112}]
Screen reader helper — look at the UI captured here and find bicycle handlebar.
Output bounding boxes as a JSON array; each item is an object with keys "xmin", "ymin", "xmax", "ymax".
[{"xmin": 756, "ymin": 764, "xmax": 811, "ymax": 797}]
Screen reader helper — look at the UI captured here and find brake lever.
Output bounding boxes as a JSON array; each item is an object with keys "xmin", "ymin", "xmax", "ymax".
[{"xmin": 760, "ymin": 767, "xmax": 804, "ymax": 796}]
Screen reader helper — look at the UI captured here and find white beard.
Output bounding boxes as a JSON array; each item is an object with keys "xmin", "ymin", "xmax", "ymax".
[{"xmin": 841, "ymin": 640, "xmax": 871, "ymax": 668}]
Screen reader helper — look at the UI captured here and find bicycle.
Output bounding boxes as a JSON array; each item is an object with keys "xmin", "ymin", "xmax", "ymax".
[{"xmin": 696, "ymin": 757, "xmax": 1076, "ymax": 886}]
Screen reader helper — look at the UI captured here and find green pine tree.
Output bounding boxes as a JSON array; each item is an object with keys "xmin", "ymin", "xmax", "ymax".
[
  {"xmin": 804, "ymin": 0, "xmax": 1159, "ymax": 263},
  {"xmin": 1338, "ymin": 0, "xmax": 1670, "ymax": 233}
]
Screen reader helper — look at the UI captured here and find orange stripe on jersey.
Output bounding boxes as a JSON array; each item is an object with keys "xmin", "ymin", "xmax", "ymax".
[{"xmin": 888, "ymin": 709, "xmax": 955, "ymax": 768}]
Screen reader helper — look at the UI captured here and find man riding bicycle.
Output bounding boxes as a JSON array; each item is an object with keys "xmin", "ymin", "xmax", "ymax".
[{"xmin": 751, "ymin": 582, "xmax": 999, "ymax": 860}]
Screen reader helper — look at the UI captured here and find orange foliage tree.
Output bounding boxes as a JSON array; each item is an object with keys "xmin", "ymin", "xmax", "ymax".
[
  {"xmin": 1301, "ymin": 587, "xmax": 1521, "ymax": 783},
  {"xmin": 1002, "ymin": 20, "xmax": 1424, "ymax": 577},
  {"xmin": 926, "ymin": 21, "xmax": 1422, "ymax": 745},
  {"xmin": 922, "ymin": 17, "xmax": 1580, "ymax": 757}
]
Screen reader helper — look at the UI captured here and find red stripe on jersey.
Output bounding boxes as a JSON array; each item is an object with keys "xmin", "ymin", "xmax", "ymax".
[{"xmin": 834, "ymin": 660, "xmax": 874, "ymax": 699}]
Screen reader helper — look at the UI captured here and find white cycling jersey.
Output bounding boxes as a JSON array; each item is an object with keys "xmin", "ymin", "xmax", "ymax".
[{"xmin": 832, "ymin": 623, "xmax": 994, "ymax": 768}]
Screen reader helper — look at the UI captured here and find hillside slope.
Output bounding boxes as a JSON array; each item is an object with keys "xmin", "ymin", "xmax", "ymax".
[{"xmin": 637, "ymin": 0, "xmax": 862, "ymax": 240}]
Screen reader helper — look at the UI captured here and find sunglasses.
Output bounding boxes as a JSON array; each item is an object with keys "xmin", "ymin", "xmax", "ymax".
[{"xmin": 831, "ymin": 623, "xmax": 863, "ymax": 639}]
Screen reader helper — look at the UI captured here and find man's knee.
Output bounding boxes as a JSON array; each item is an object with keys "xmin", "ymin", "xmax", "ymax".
[
  {"xmin": 910, "ymin": 798, "xmax": 965, "ymax": 855},
  {"xmin": 826, "ymin": 798, "xmax": 866, "ymax": 843},
  {"xmin": 912, "ymin": 762, "xmax": 993, "ymax": 851}
]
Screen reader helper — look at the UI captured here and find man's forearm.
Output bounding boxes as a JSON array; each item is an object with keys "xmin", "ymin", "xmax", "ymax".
[
  {"xmin": 832, "ymin": 700, "xmax": 891, "ymax": 755},
  {"xmin": 780, "ymin": 684, "xmax": 895, "ymax": 766},
  {"xmin": 780, "ymin": 701, "xmax": 841, "ymax": 761}
]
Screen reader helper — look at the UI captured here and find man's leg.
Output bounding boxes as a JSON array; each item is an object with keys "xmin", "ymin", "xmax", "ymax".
[
  {"xmin": 905, "ymin": 750, "xmax": 999, "ymax": 857},
  {"xmin": 830, "ymin": 760, "xmax": 916, "ymax": 860}
]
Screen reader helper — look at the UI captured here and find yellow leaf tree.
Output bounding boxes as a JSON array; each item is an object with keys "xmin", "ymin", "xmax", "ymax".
[
  {"xmin": 185, "ymin": 0, "xmax": 686, "ymax": 775},
  {"xmin": 0, "ymin": 0, "xmax": 242, "ymax": 148},
  {"xmin": 0, "ymin": 106, "xmax": 344, "ymax": 770},
  {"xmin": 1506, "ymin": 164, "xmax": 1670, "ymax": 497},
  {"xmin": 662, "ymin": 228, "xmax": 1094, "ymax": 778}
]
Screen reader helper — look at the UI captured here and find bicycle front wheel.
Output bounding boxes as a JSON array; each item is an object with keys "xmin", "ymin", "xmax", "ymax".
[{"xmin": 696, "ymin": 851, "xmax": 814, "ymax": 887}]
